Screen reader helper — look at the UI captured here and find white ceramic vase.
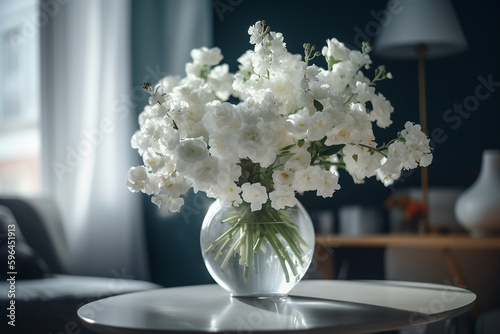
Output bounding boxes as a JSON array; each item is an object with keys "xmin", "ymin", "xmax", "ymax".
[{"xmin": 455, "ymin": 149, "xmax": 500, "ymax": 236}]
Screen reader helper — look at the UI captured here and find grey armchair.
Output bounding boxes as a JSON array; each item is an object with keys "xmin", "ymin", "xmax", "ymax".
[{"xmin": 0, "ymin": 195, "xmax": 162, "ymax": 334}]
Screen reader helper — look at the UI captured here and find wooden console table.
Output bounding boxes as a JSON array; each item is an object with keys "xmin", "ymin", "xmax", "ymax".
[{"xmin": 314, "ymin": 234, "xmax": 500, "ymax": 287}]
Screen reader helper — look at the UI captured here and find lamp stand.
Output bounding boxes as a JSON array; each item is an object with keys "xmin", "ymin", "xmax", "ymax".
[{"xmin": 417, "ymin": 44, "xmax": 430, "ymax": 234}]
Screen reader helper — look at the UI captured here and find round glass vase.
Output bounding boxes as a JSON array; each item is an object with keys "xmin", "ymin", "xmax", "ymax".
[{"xmin": 200, "ymin": 200, "xmax": 315, "ymax": 297}]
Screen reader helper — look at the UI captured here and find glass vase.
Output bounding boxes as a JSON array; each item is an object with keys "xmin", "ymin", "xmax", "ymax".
[{"xmin": 200, "ymin": 200, "xmax": 315, "ymax": 297}]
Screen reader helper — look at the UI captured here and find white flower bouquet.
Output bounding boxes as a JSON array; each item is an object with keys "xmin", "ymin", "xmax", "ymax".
[{"xmin": 128, "ymin": 21, "xmax": 432, "ymax": 281}]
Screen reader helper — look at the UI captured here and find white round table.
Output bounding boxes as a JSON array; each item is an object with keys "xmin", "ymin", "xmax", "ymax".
[{"xmin": 78, "ymin": 280, "xmax": 475, "ymax": 334}]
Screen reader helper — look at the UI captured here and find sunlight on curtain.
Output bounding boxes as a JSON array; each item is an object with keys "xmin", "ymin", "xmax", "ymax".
[{"xmin": 40, "ymin": 0, "xmax": 148, "ymax": 279}]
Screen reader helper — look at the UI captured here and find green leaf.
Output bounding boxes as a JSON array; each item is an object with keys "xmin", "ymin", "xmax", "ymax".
[
  {"xmin": 280, "ymin": 144, "xmax": 295, "ymax": 151},
  {"xmin": 313, "ymin": 99, "xmax": 323, "ymax": 112},
  {"xmin": 240, "ymin": 170, "xmax": 251, "ymax": 182},
  {"xmin": 307, "ymin": 143, "xmax": 315, "ymax": 154},
  {"xmin": 297, "ymin": 139, "xmax": 305, "ymax": 148},
  {"xmin": 276, "ymin": 150, "xmax": 293, "ymax": 159},
  {"xmin": 319, "ymin": 144, "xmax": 345, "ymax": 156}
]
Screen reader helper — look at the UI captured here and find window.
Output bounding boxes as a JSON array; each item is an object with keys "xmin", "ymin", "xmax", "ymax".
[{"xmin": 0, "ymin": 0, "xmax": 40, "ymax": 195}]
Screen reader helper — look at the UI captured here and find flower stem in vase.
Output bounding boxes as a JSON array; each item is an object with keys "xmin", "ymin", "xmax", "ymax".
[{"xmin": 204, "ymin": 203, "xmax": 309, "ymax": 283}]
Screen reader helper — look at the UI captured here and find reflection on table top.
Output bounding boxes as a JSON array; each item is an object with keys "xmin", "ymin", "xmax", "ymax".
[{"xmin": 78, "ymin": 280, "xmax": 476, "ymax": 334}]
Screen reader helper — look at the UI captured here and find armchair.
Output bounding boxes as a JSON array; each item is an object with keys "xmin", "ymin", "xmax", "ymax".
[{"xmin": 0, "ymin": 195, "xmax": 162, "ymax": 333}]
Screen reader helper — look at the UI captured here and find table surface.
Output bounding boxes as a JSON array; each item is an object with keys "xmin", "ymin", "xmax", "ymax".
[
  {"xmin": 78, "ymin": 280, "xmax": 476, "ymax": 334},
  {"xmin": 315, "ymin": 233, "xmax": 500, "ymax": 249}
]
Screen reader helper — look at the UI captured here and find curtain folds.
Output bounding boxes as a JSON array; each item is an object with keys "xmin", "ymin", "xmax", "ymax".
[
  {"xmin": 40, "ymin": 0, "xmax": 148, "ymax": 279},
  {"xmin": 40, "ymin": 0, "xmax": 212, "ymax": 281}
]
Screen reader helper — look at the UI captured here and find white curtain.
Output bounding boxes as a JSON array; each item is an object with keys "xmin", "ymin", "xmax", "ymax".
[
  {"xmin": 40, "ymin": 0, "xmax": 145, "ymax": 278},
  {"xmin": 40, "ymin": 0, "xmax": 212, "ymax": 279}
]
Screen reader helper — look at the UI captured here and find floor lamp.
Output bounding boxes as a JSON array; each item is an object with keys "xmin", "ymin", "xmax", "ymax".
[{"xmin": 374, "ymin": 0, "xmax": 467, "ymax": 233}]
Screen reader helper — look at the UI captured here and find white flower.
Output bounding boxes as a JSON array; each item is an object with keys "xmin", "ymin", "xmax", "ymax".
[
  {"xmin": 343, "ymin": 144, "xmax": 382, "ymax": 184},
  {"xmin": 319, "ymin": 61, "xmax": 358, "ymax": 92},
  {"xmin": 237, "ymin": 50, "xmax": 254, "ymax": 74},
  {"xmin": 248, "ymin": 21, "xmax": 267, "ymax": 45},
  {"xmin": 286, "ymin": 108, "xmax": 311, "ymax": 140},
  {"xmin": 148, "ymin": 84, "xmax": 167, "ymax": 105},
  {"xmin": 127, "ymin": 166, "xmax": 159, "ymax": 195},
  {"xmin": 143, "ymin": 149, "xmax": 167, "ymax": 173},
  {"xmin": 322, "ymin": 38, "xmax": 350, "ymax": 62},
  {"xmin": 269, "ymin": 186, "xmax": 297, "ymax": 210},
  {"xmin": 420, "ymin": 153, "xmax": 433, "ymax": 167},
  {"xmin": 203, "ymin": 101, "xmax": 240, "ymax": 133},
  {"xmin": 159, "ymin": 175, "xmax": 190, "ymax": 198},
  {"xmin": 207, "ymin": 131, "xmax": 240, "ymax": 162},
  {"xmin": 377, "ymin": 155, "xmax": 402, "ymax": 187},
  {"xmin": 292, "ymin": 166, "xmax": 323, "ymax": 193},
  {"xmin": 185, "ymin": 62, "xmax": 203, "ymax": 77},
  {"xmin": 376, "ymin": 142, "xmax": 407, "ymax": 186},
  {"xmin": 237, "ymin": 122, "xmax": 279, "ymax": 168},
  {"xmin": 284, "ymin": 149, "xmax": 311, "ymax": 171},
  {"xmin": 272, "ymin": 169, "xmax": 294, "ymax": 188},
  {"xmin": 241, "ymin": 182, "xmax": 268, "ymax": 211},
  {"xmin": 176, "ymin": 137, "xmax": 209, "ymax": 164},
  {"xmin": 370, "ymin": 93, "xmax": 394, "ymax": 128},
  {"xmin": 401, "ymin": 122, "xmax": 429, "ymax": 149},
  {"xmin": 127, "ymin": 166, "xmax": 149, "ymax": 192},
  {"xmin": 308, "ymin": 81, "xmax": 329, "ymax": 101},
  {"xmin": 353, "ymin": 81, "xmax": 375, "ymax": 104},
  {"xmin": 316, "ymin": 170, "xmax": 341, "ymax": 198},
  {"xmin": 190, "ymin": 47, "xmax": 223, "ymax": 66},
  {"xmin": 159, "ymin": 76, "xmax": 181, "ymax": 93},
  {"xmin": 265, "ymin": 74, "xmax": 296, "ymax": 113},
  {"xmin": 208, "ymin": 64, "xmax": 234, "ymax": 101},
  {"xmin": 349, "ymin": 50, "xmax": 371, "ymax": 67},
  {"xmin": 325, "ymin": 103, "xmax": 374, "ymax": 146},
  {"xmin": 308, "ymin": 111, "xmax": 334, "ymax": 141},
  {"xmin": 186, "ymin": 156, "xmax": 222, "ymax": 194},
  {"xmin": 400, "ymin": 121, "xmax": 433, "ymax": 168},
  {"xmin": 152, "ymin": 194, "xmax": 184, "ymax": 212},
  {"xmin": 219, "ymin": 181, "xmax": 243, "ymax": 207}
]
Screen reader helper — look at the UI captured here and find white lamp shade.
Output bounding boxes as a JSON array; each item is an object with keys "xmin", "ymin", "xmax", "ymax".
[{"xmin": 375, "ymin": 0, "xmax": 467, "ymax": 59}]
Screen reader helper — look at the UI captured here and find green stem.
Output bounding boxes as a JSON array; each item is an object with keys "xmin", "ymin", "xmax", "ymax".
[
  {"xmin": 286, "ymin": 223, "xmax": 309, "ymax": 248},
  {"xmin": 221, "ymin": 231, "xmax": 245, "ymax": 269},
  {"xmin": 264, "ymin": 224, "xmax": 291, "ymax": 283},
  {"xmin": 239, "ymin": 229, "xmax": 247, "ymax": 266},
  {"xmin": 269, "ymin": 225, "xmax": 299, "ymax": 277},
  {"xmin": 205, "ymin": 221, "xmax": 242, "ymax": 253},
  {"xmin": 253, "ymin": 226, "xmax": 265, "ymax": 252},
  {"xmin": 358, "ymin": 144, "xmax": 388, "ymax": 158},
  {"xmin": 246, "ymin": 223, "xmax": 254, "ymax": 268},
  {"xmin": 205, "ymin": 203, "xmax": 311, "ymax": 282},
  {"xmin": 279, "ymin": 225, "xmax": 305, "ymax": 264},
  {"xmin": 215, "ymin": 234, "xmax": 237, "ymax": 261},
  {"xmin": 222, "ymin": 215, "xmax": 242, "ymax": 223}
]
